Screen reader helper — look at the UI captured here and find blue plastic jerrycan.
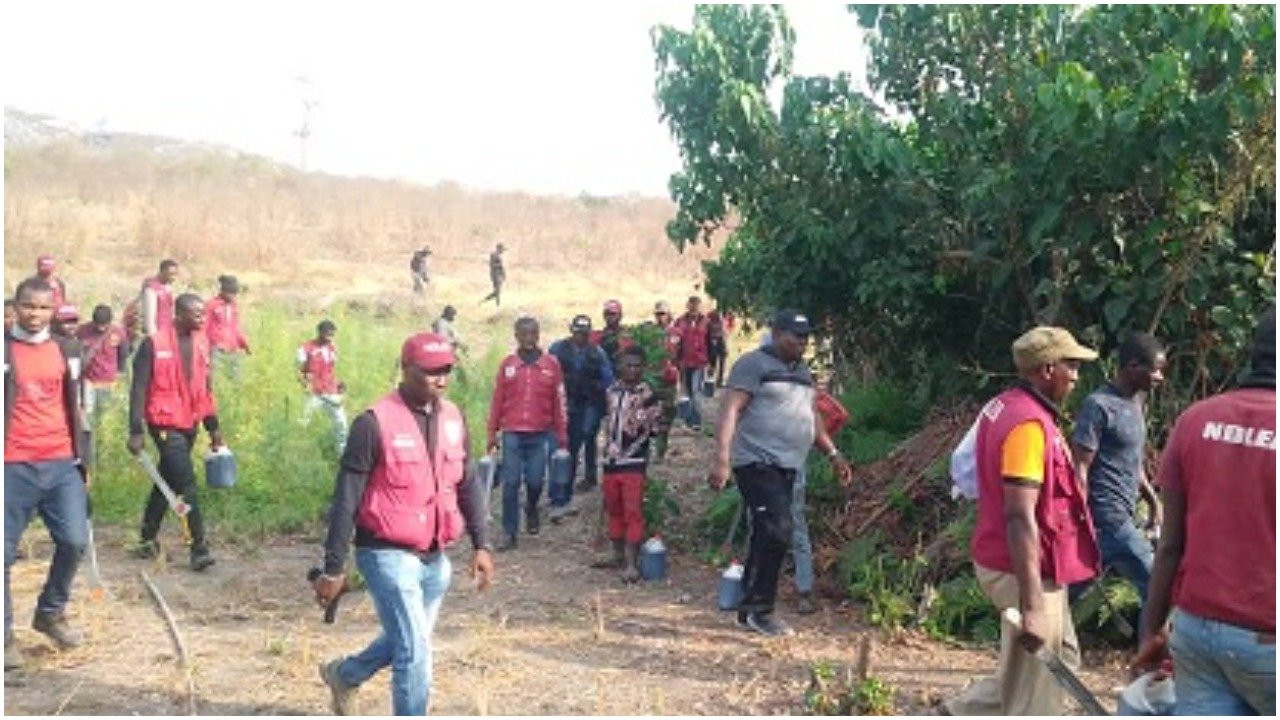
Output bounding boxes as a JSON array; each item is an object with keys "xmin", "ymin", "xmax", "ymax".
[
  {"xmin": 204, "ymin": 447, "xmax": 237, "ymax": 489},
  {"xmin": 639, "ymin": 535, "xmax": 668, "ymax": 581},
  {"xmin": 718, "ymin": 560, "xmax": 744, "ymax": 611}
]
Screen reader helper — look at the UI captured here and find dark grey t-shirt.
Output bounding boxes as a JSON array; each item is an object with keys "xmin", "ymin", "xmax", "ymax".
[
  {"xmin": 726, "ymin": 348, "xmax": 815, "ymax": 470},
  {"xmin": 1072, "ymin": 384, "xmax": 1146, "ymax": 529}
]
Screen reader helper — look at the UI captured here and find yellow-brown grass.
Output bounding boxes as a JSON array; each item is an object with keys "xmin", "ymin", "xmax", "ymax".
[{"xmin": 3, "ymin": 140, "xmax": 720, "ymax": 321}]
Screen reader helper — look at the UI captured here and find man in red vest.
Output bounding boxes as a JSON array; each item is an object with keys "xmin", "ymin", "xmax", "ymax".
[
  {"xmin": 946, "ymin": 326, "xmax": 1100, "ymax": 715},
  {"xmin": 314, "ymin": 332, "xmax": 494, "ymax": 716},
  {"xmin": 4, "ymin": 278, "xmax": 92, "ymax": 670},
  {"xmin": 35, "ymin": 256, "xmax": 68, "ymax": 308},
  {"xmin": 127, "ymin": 293, "xmax": 223, "ymax": 571},
  {"xmin": 77, "ymin": 305, "xmax": 130, "ymax": 428},
  {"xmin": 140, "ymin": 259, "xmax": 180, "ymax": 337},
  {"xmin": 205, "ymin": 275, "xmax": 251, "ymax": 383},
  {"xmin": 487, "ymin": 316, "xmax": 569, "ymax": 551},
  {"xmin": 298, "ymin": 320, "xmax": 347, "ymax": 454},
  {"xmin": 1134, "ymin": 310, "xmax": 1276, "ymax": 715}
]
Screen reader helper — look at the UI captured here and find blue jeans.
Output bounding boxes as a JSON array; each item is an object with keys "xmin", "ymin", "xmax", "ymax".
[
  {"xmin": 556, "ymin": 403, "xmax": 601, "ymax": 506},
  {"xmin": 1170, "ymin": 608, "xmax": 1275, "ymax": 716},
  {"xmin": 500, "ymin": 431, "xmax": 551, "ymax": 538},
  {"xmin": 679, "ymin": 367, "xmax": 704, "ymax": 428},
  {"xmin": 1075, "ymin": 519, "xmax": 1153, "ymax": 640},
  {"xmin": 791, "ymin": 468, "xmax": 814, "ymax": 594},
  {"xmin": 336, "ymin": 549, "xmax": 452, "ymax": 716},
  {"xmin": 4, "ymin": 461, "xmax": 88, "ymax": 636}
]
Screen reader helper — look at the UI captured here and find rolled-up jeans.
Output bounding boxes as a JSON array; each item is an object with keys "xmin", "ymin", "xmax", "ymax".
[
  {"xmin": 791, "ymin": 467, "xmax": 814, "ymax": 595},
  {"xmin": 335, "ymin": 549, "xmax": 452, "ymax": 716},
  {"xmin": 500, "ymin": 431, "xmax": 552, "ymax": 537},
  {"xmin": 4, "ymin": 460, "xmax": 88, "ymax": 637},
  {"xmin": 1170, "ymin": 608, "xmax": 1276, "ymax": 716}
]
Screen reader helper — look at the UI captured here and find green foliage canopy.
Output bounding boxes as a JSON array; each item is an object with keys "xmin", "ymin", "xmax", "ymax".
[{"xmin": 653, "ymin": 5, "xmax": 1275, "ymax": 411}]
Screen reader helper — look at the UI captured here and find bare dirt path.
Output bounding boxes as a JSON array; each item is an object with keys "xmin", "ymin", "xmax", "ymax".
[{"xmin": 5, "ymin": 418, "xmax": 1129, "ymax": 715}]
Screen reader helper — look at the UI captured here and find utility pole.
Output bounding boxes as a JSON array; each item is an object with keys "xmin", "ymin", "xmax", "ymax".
[{"xmin": 294, "ymin": 76, "xmax": 319, "ymax": 172}]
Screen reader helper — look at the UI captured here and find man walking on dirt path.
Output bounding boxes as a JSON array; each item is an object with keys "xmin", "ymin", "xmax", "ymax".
[
  {"xmin": 481, "ymin": 243, "xmax": 506, "ymax": 306},
  {"xmin": 127, "ymin": 293, "xmax": 223, "ymax": 572},
  {"xmin": 76, "ymin": 305, "xmax": 130, "ymax": 430},
  {"xmin": 1069, "ymin": 332, "xmax": 1165, "ymax": 642},
  {"xmin": 5, "ymin": 278, "xmax": 93, "ymax": 670},
  {"xmin": 410, "ymin": 246, "xmax": 431, "ymax": 294},
  {"xmin": 709, "ymin": 310, "xmax": 852, "ymax": 637},
  {"xmin": 487, "ymin": 316, "xmax": 568, "ymax": 551},
  {"xmin": 946, "ymin": 326, "xmax": 1100, "ymax": 715},
  {"xmin": 1133, "ymin": 309, "xmax": 1276, "ymax": 716},
  {"xmin": 643, "ymin": 301, "xmax": 680, "ymax": 461},
  {"xmin": 590, "ymin": 300, "xmax": 633, "ymax": 372},
  {"xmin": 139, "ymin": 259, "xmax": 180, "ymax": 338},
  {"xmin": 673, "ymin": 296, "xmax": 711, "ymax": 430},
  {"xmin": 549, "ymin": 315, "xmax": 614, "ymax": 506},
  {"xmin": 314, "ymin": 332, "xmax": 494, "ymax": 716},
  {"xmin": 592, "ymin": 345, "xmax": 662, "ymax": 582},
  {"xmin": 205, "ymin": 275, "xmax": 251, "ymax": 383},
  {"xmin": 299, "ymin": 320, "xmax": 348, "ymax": 455},
  {"xmin": 706, "ymin": 308, "xmax": 729, "ymax": 389},
  {"xmin": 35, "ymin": 256, "xmax": 68, "ymax": 309}
]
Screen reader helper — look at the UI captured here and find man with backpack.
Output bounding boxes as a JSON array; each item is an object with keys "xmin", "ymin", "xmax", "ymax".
[
  {"xmin": 139, "ymin": 259, "xmax": 180, "ymax": 338},
  {"xmin": 946, "ymin": 326, "xmax": 1100, "ymax": 715},
  {"xmin": 205, "ymin": 275, "xmax": 251, "ymax": 383},
  {"xmin": 5, "ymin": 278, "xmax": 93, "ymax": 669},
  {"xmin": 549, "ymin": 315, "xmax": 614, "ymax": 510}
]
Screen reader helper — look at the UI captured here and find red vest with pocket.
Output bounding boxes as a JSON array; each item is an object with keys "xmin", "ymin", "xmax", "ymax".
[
  {"xmin": 144, "ymin": 328, "xmax": 216, "ymax": 430},
  {"xmin": 356, "ymin": 393, "xmax": 467, "ymax": 551},
  {"xmin": 971, "ymin": 386, "xmax": 1099, "ymax": 586},
  {"xmin": 301, "ymin": 340, "xmax": 340, "ymax": 394}
]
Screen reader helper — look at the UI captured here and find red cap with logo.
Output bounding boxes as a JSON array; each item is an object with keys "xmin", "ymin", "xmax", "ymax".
[
  {"xmin": 401, "ymin": 332, "xmax": 456, "ymax": 372},
  {"xmin": 55, "ymin": 305, "xmax": 79, "ymax": 322}
]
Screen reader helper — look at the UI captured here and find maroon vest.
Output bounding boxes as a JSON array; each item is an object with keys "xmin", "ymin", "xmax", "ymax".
[
  {"xmin": 971, "ymin": 386, "xmax": 1100, "ymax": 586},
  {"xmin": 144, "ymin": 328, "xmax": 216, "ymax": 430},
  {"xmin": 356, "ymin": 393, "xmax": 467, "ymax": 551}
]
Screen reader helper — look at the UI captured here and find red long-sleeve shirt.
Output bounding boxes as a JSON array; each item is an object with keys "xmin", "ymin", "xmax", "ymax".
[{"xmin": 487, "ymin": 350, "xmax": 568, "ymax": 448}]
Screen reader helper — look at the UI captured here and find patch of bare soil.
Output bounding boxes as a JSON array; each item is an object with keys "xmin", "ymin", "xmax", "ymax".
[{"xmin": 4, "ymin": 410, "xmax": 1129, "ymax": 715}]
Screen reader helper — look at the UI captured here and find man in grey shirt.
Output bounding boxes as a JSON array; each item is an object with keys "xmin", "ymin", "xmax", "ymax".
[{"xmin": 709, "ymin": 309, "xmax": 852, "ymax": 636}]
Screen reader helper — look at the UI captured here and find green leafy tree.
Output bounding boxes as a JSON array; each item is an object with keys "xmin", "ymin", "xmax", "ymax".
[{"xmin": 653, "ymin": 5, "xmax": 1275, "ymax": 415}]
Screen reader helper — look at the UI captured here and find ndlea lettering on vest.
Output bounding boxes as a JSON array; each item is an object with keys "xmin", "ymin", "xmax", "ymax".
[{"xmin": 1201, "ymin": 421, "xmax": 1277, "ymax": 450}]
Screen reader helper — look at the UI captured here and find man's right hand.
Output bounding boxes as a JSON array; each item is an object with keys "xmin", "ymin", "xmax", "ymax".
[
  {"xmin": 313, "ymin": 573, "xmax": 346, "ymax": 606},
  {"xmin": 127, "ymin": 433, "xmax": 144, "ymax": 456},
  {"xmin": 707, "ymin": 458, "xmax": 731, "ymax": 490},
  {"xmin": 1017, "ymin": 605, "xmax": 1051, "ymax": 652}
]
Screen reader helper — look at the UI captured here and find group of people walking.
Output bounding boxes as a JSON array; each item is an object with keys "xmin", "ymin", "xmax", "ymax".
[
  {"xmin": 946, "ymin": 315, "xmax": 1275, "ymax": 716},
  {"xmin": 6, "ymin": 249, "xmax": 1274, "ymax": 717}
]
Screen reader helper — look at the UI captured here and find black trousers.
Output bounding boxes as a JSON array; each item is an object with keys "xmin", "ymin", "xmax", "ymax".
[
  {"xmin": 735, "ymin": 463, "xmax": 795, "ymax": 614},
  {"xmin": 140, "ymin": 427, "xmax": 207, "ymax": 551}
]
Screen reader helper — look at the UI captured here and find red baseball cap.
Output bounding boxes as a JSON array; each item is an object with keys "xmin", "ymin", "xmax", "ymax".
[
  {"xmin": 401, "ymin": 332, "xmax": 456, "ymax": 372},
  {"xmin": 37, "ymin": 255, "xmax": 56, "ymax": 272},
  {"xmin": 55, "ymin": 305, "xmax": 79, "ymax": 322},
  {"xmin": 603, "ymin": 300, "xmax": 622, "ymax": 314}
]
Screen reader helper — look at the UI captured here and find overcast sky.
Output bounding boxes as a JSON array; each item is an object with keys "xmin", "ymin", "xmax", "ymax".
[{"xmin": 3, "ymin": 2, "xmax": 869, "ymax": 197}]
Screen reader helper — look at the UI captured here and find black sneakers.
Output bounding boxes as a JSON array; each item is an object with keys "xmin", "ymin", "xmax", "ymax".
[
  {"xmin": 497, "ymin": 534, "xmax": 518, "ymax": 552},
  {"xmin": 525, "ymin": 508, "xmax": 540, "ymax": 536},
  {"xmin": 190, "ymin": 547, "xmax": 216, "ymax": 572},
  {"xmin": 32, "ymin": 612, "xmax": 83, "ymax": 649},
  {"xmin": 737, "ymin": 611, "xmax": 794, "ymax": 637},
  {"xmin": 130, "ymin": 538, "xmax": 161, "ymax": 560}
]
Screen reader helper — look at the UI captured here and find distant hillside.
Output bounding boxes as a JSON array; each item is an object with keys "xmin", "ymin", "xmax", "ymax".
[{"xmin": 4, "ymin": 107, "xmax": 718, "ymax": 317}]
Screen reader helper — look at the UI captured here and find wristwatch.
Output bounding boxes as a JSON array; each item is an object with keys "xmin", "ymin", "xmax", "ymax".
[{"xmin": 827, "ymin": 447, "xmax": 842, "ymax": 460}]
